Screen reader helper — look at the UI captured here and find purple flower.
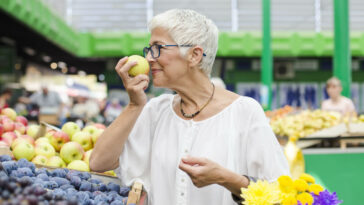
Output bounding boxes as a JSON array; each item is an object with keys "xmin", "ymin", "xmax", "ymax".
[{"xmin": 312, "ymin": 190, "xmax": 343, "ymax": 205}]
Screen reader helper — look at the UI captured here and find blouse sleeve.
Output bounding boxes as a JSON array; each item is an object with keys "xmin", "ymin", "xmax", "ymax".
[
  {"xmin": 244, "ymin": 98, "xmax": 290, "ymax": 182},
  {"xmin": 114, "ymin": 95, "xmax": 169, "ymax": 192}
]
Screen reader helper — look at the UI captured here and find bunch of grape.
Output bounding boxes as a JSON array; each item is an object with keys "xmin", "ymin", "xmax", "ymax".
[{"xmin": 0, "ymin": 155, "xmax": 130, "ymax": 205}]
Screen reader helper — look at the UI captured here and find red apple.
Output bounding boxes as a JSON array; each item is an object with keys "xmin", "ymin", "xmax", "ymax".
[
  {"xmin": 61, "ymin": 122, "xmax": 80, "ymax": 140},
  {"xmin": 1, "ymin": 131, "xmax": 17, "ymax": 145},
  {"xmin": 11, "ymin": 135, "xmax": 35, "ymax": 149},
  {"xmin": 49, "ymin": 131, "xmax": 70, "ymax": 152},
  {"xmin": 14, "ymin": 122, "xmax": 26, "ymax": 134},
  {"xmin": 0, "ymin": 124, "xmax": 4, "ymax": 136},
  {"xmin": 92, "ymin": 123, "xmax": 106, "ymax": 130},
  {"xmin": 1, "ymin": 108, "xmax": 17, "ymax": 121},
  {"xmin": 0, "ymin": 115, "xmax": 10, "ymax": 124},
  {"xmin": 3, "ymin": 119, "xmax": 15, "ymax": 132},
  {"xmin": 15, "ymin": 116, "xmax": 28, "ymax": 126}
]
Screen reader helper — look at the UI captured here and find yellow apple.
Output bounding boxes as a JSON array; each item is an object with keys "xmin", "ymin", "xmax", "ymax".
[
  {"xmin": 35, "ymin": 137, "xmax": 50, "ymax": 145},
  {"xmin": 127, "ymin": 55, "xmax": 150, "ymax": 77},
  {"xmin": 32, "ymin": 155, "xmax": 48, "ymax": 166},
  {"xmin": 67, "ymin": 160, "xmax": 89, "ymax": 172},
  {"xmin": 83, "ymin": 149, "xmax": 93, "ymax": 165},
  {"xmin": 47, "ymin": 156, "xmax": 66, "ymax": 168},
  {"xmin": 12, "ymin": 142, "xmax": 35, "ymax": 161},
  {"xmin": 35, "ymin": 142, "xmax": 56, "ymax": 158}
]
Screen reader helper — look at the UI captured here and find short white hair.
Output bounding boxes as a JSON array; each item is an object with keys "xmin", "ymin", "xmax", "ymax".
[{"xmin": 149, "ymin": 9, "xmax": 219, "ymax": 76}]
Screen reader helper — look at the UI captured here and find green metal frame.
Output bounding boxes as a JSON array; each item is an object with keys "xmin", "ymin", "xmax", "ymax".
[
  {"xmin": 1, "ymin": 0, "xmax": 364, "ymax": 58},
  {"xmin": 261, "ymin": 0, "xmax": 272, "ymax": 110},
  {"xmin": 333, "ymin": 0, "xmax": 351, "ymax": 97}
]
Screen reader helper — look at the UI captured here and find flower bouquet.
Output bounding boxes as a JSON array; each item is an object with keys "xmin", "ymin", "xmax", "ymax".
[{"xmin": 240, "ymin": 173, "xmax": 342, "ymax": 205}]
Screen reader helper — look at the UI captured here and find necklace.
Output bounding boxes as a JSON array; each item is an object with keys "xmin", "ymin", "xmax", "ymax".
[{"xmin": 180, "ymin": 83, "xmax": 215, "ymax": 118}]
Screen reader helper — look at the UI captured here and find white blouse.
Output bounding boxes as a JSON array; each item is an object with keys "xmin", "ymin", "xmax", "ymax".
[{"xmin": 115, "ymin": 94, "xmax": 289, "ymax": 205}]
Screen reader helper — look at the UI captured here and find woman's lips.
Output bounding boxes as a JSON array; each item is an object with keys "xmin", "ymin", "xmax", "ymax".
[{"xmin": 151, "ymin": 69, "xmax": 162, "ymax": 75}]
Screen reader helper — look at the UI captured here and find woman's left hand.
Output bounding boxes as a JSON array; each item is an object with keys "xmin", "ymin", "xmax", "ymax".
[{"xmin": 179, "ymin": 156, "xmax": 226, "ymax": 188}]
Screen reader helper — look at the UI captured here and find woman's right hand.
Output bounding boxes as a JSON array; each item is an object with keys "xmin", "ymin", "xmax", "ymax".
[{"xmin": 115, "ymin": 57, "xmax": 149, "ymax": 107}]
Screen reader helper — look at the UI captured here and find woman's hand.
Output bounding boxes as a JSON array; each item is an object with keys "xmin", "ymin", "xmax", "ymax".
[
  {"xmin": 178, "ymin": 156, "xmax": 225, "ymax": 188},
  {"xmin": 115, "ymin": 57, "xmax": 149, "ymax": 107}
]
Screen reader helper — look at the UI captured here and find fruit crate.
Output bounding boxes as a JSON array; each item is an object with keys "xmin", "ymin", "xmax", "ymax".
[
  {"xmin": 0, "ymin": 147, "xmax": 147, "ymax": 205},
  {"xmin": 41, "ymin": 164, "xmax": 147, "ymax": 205}
]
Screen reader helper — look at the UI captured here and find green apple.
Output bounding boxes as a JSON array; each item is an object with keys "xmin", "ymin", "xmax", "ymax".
[
  {"xmin": 12, "ymin": 142, "xmax": 35, "ymax": 160},
  {"xmin": 82, "ymin": 126, "xmax": 103, "ymax": 144},
  {"xmin": 60, "ymin": 142, "xmax": 84, "ymax": 164},
  {"xmin": 32, "ymin": 155, "xmax": 48, "ymax": 166},
  {"xmin": 35, "ymin": 137, "xmax": 50, "ymax": 145},
  {"xmin": 67, "ymin": 160, "xmax": 89, "ymax": 172},
  {"xmin": 127, "ymin": 55, "xmax": 150, "ymax": 77},
  {"xmin": 11, "ymin": 135, "xmax": 35, "ymax": 150},
  {"xmin": 26, "ymin": 124, "xmax": 40, "ymax": 139},
  {"xmin": 35, "ymin": 142, "xmax": 55, "ymax": 158},
  {"xmin": 49, "ymin": 131, "xmax": 70, "ymax": 152},
  {"xmin": 47, "ymin": 156, "xmax": 66, "ymax": 168},
  {"xmin": 72, "ymin": 131, "xmax": 92, "ymax": 151},
  {"xmin": 83, "ymin": 149, "xmax": 93, "ymax": 165},
  {"xmin": 61, "ymin": 122, "xmax": 80, "ymax": 140}
]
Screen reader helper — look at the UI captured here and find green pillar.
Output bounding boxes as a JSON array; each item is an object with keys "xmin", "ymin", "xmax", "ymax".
[
  {"xmin": 333, "ymin": 0, "xmax": 351, "ymax": 97},
  {"xmin": 261, "ymin": 0, "xmax": 272, "ymax": 110}
]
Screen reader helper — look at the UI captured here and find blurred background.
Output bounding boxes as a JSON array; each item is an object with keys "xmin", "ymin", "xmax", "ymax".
[{"xmin": 0, "ymin": 1, "xmax": 364, "ymax": 204}]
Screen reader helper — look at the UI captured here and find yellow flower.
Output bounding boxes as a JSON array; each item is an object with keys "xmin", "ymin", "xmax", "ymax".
[
  {"xmin": 281, "ymin": 194, "xmax": 297, "ymax": 205},
  {"xmin": 293, "ymin": 179, "xmax": 309, "ymax": 192},
  {"xmin": 278, "ymin": 175, "xmax": 295, "ymax": 193},
  {"xmin": 299, "ymin": 173, "xmax": 315, "ymax": 184},
  {"xmin": 241, "ymin": 180, "xmax": 280, "ymax": 205},
  {"xmin": 296, "ymin": 192, "xmax": 314, "ymax": 205},
  {"xmin": 309, "ymin": 184, "xmax": 324, "ymax": 195}
]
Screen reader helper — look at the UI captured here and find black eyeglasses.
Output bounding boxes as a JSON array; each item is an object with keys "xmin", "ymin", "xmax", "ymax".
[{"xmin": 143, "ymin": 44, "xmax": 206, "ymax": 59}]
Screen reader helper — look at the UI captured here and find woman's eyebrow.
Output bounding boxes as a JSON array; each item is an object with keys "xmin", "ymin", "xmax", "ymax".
[{"xmin": 149, "ymin": 41, "xmax": 164, "ymax": 46}]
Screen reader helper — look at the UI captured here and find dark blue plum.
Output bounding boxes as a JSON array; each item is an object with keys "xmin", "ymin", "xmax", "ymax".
[
  {"xmin": 51, "ymin": 177, "xmax": 70, "ymax": 187},
  {"xmin": 2, "ymin": 161, "xmax": 18, "ymax": 174},
  {"xmin": 51, "ymin": 168, "xmax": 67, "ymax": 178},
  {"xmin": 60, "ymin": 184, "xmax": 74, "ymax": 190},
  {"xmin": 79, "ymin": 181, "xmax": 92, "ymax": 192},
  {"xmin": 9, "ymin": 170, "xmax": 19, "ymax": 178},
  {"xmin": 98, "ymin": 183, "xmax": 107, "ymax": 192},
  {"xmin": 89, "ymin": 178, "xmax": 102, "ymax": 184},
  {"xmin": 37, "ymin": 173, "xmax": 49, "ymax": 181},
  {"xmin": 17, "ymin": 158, "xmax": 36, "ymax": 172},
  {"xmin": 119, "ymin": 186, "xmax": 130, "ymax": 196},
  {"xmin": 78, "ymin": 172, "xmax": 91, "ymax": 180},
  {"xmin": 110, "ymin": 200, "xmax": 123, "ymax": 205},
  {"xmin": 35, "ymin": 168, "xmax": 48, "ymax": 176},
  {"xmin": 107, "ymin": 182, "xmax": 120, "ymax": 192},
  {"xmin": 76, "ymin": 191, "xmax": 90, "ymax": 202},
  {"xmin": 44, "ymin": 180, "xmax": 58, "ymax": 189},
  {"xmin": 70, "ymin": 175, "xmax": 82, "ymax": 189},
  {"xmin": 0, "ymin": 155, "xmax": 12, "ymax": 162},
  {"xmin": 17, "ymin": 167, "xmax": 34, "ymax": 177}
]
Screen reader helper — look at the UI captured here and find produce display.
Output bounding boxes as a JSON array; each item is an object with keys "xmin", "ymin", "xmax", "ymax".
[
  {"xmin": 0, "ymin": 107, "xmax": 114, "ymax": 176},
  {"xmin": 0, "ymin": 155, "xmax": 130, "ymax": 205},
  {"xmin": 270, "ymin": 109, "xmax": 341, "ymax": 140}
]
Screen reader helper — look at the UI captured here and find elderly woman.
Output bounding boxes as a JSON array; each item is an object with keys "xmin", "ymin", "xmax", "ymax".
[{"xmin": 90, "ymin": 9, "xmax": 289, "ymax": 205}]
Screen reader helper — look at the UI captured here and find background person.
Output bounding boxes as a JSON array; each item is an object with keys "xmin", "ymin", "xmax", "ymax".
[{"xmin": 90, "ymin": 9, "xmax": 289, "ymax": 205}]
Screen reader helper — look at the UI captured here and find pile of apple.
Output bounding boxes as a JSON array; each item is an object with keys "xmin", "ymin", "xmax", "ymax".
[{"xmin": 0, "ymin": 107, "xmax": 113, "ymax": 175}]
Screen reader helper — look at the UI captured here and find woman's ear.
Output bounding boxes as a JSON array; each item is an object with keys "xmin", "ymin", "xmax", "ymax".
[{"xmin": 188, "ymin": 46, "xmax": 204, "ymax": 67}]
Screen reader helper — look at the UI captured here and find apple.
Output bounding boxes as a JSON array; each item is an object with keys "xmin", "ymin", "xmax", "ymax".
[
  {"xmin": 127, "ymin": 55, "xmax": 150, "ymax": 77},
  {"xmin": 1, "ymin": 131, "xmax": 17, "ymax": 145},
  {"xmin": 12, "ymin": 141, "xmax": 35, "ymax": 160},
  {"xmin": 61, "ymin": 122, "xmax": 80, "ymax": 140},
  {"xmin": 83, "ymin": 126, "xmax": 103, "ymax": 144},
  {"xmin": 0, "ymin": 140, "xmax": 9, "ymax": 147},
  {"xmin": 15, "ymin": 116, "xmax": 28, "ymax": 126},
  {"xmin": 27, "ymin": 124, "xmax": 40, "ymax": 139},
  {"xmin": 44, "ymin": 130, "xmax": 56, "ymax": 140},
  {"xmin": 11, "ymin": 135, "xmax": 35, "ymax": 149},
  {"xmin": 35, "ymin": 142, "xmax": 56, "ymax": 158},
  {"xmin": 92, "ymin": 123, "xmax": 106, "ymax": 130},
  {"xmin": 14, "ymin": 122, "xmax": 26, "ymax": 134},
  {"xmin": 47, "ymin": 156, "xmax": 66, "ymax": 168},
  {"xmin": 72, "ymin": 131, "xmax": 92, "ymax": 151},
  {"xmin": 104, "ymin": 170, "xmax": 117, "ymax": 176},
  {"xmin": 32, "ymin": 155, "xmax": 48, "ymax": 166},
  {"xmin": 49, "ymin": 131, "xmax": 70, "ymax": 152},
  {"xmin": 1, "ymin": 108, "xmax": 17, "ymax": 120},
  {"xmin": 3, "ymin": 119, "xmax": 15, "ymax": 132},
  {"xmin": 60, "ymin": 142, "xmax": 84, "ymax": 164},
  {"xmin": 0, "ymin": 124, "xmax": 4, "ymax": 136},
  {"xmin": 67, "ymin": 160, "xmax": 89, "ymax": 172},
  {"xmin": 83, "ymin": 149, "xmax": 93, "ymax": 165},
  {"xmin": 35, "ymin": 137, "xmax": 50, "ymax": 145}
]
